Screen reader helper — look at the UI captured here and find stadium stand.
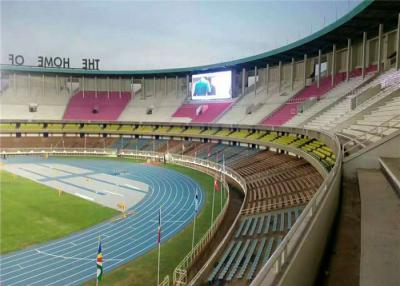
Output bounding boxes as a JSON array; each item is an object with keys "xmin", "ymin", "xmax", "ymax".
[
  {"xmin": 172, "ymin": 101, "xmax": 234, "ymax": 123},
  {"xmin": 63, "ymin": 91, "xmax": 132, "ymax": 121},
  {"xmin": 304, "ymin": 69, "xmax": 400, "ymax": 131}
]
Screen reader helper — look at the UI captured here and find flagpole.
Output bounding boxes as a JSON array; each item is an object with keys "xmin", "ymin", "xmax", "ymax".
[
  {"xmin": 96, "ymin": 235, "xmax": 100, "ymax": 286},
  {"xmin": 191, "ymin": 215, "xmax": 196, "ymax": 251},
  {"xmin": 157, "ymin": 208, "xmax": 161, "ymax": 286},
  {"xmin": 211, "ymin": 178, "xmax": 215, "ymax": 226},
  {"xmin": 221, "ymin": 154, "xmax": 224, "ymax": 212}
]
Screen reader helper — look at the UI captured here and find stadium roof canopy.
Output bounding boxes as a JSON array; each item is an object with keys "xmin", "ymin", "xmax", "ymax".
[{"xmin": 1, "ymin": 0, "xmax": 399, "ymax": 77}]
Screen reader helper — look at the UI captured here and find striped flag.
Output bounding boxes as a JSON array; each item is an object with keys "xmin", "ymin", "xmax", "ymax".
[
  {"xmin": 157, "ymin": 208, "xmax": 161, "ymax": 244},
  {"xmin": 214, "ymin": 177, "xmax": 220, "ymax": 192},
  {"xmin": 194, "ymin": 190, "xmax": 199, "ymax": 213},
  {"xmin": 96, "ymin": 240, "xmax": 103, "ymax": 284}
]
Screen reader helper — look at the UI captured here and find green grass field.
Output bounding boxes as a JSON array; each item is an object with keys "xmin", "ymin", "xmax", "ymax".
[
  {"xmin": 0, "ymin": 170, "xmax": 118, "ymax": 254},
  {"xmin": 83, "ymin": 162, "xmax": 227, "ymax": 286}
]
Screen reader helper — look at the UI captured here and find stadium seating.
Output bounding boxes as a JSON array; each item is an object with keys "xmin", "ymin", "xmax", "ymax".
[
  {"xmin": 305, "ymin": 69, "xmax": 400, "ymax": 132},
  {"xmin": 262, "ymin": 73, "xmax": 348, "ymax": 126},
  {"xmin": 172, "ymin": 101, "xmax": 234, "ymax": 123},
  {"xmin": 63, "ymin": 91, "xmax": 132, "ymax": 121}
]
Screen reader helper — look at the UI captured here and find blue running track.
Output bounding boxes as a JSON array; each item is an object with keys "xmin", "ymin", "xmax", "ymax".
[{"xmin": 0, "ymin": 157, "xmax": 204, "ymax": 286}]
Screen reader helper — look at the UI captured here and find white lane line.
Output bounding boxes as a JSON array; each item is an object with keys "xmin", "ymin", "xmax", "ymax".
[
  {"xmin": 74, "ymin": 193, "xmax": 94, "ymax": 201},
  {"xmin": 34, "ymin": 249, "xmax": 123, "ymax": 262}
]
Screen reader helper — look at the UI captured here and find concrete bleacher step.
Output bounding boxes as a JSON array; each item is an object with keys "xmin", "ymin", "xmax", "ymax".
[
  {"xmin": 357, "ymin": 169, "xmax": 400, "ymax": 286},
  {"xmin": 379, "ymin": 157, "xmax": 400, "ymax": 196}
]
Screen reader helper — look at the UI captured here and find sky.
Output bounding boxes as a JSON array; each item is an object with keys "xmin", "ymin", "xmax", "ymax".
[{"xmin": 1, "ymin": 0, "xmax": 363, "ymax": 70}]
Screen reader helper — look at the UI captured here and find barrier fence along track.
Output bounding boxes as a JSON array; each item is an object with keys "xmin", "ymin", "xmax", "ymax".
[{"xmin": 0, "ymin": 148, "xmax": 243, "ymax": 286}]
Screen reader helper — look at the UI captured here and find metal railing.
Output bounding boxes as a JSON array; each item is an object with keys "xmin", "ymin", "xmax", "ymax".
[
  {"xmin": 340, "ymin": 113, "xmax": 400, "ymax": 156},
  {"xmin": 168, "ymin": 154, "xmax": 247, "ymax": 286},
  {"xmin": 249, "ymin": 131, "xmax": 342, "ymax": 286}
]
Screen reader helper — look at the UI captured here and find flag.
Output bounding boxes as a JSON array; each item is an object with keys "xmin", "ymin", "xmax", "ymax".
[
  {"xmin": 214, "ymin": 177, "xmax": 220, "ymax": 192},
  {"xmin": 194, "ymin": 190, "xmax": 199, "ymax": 213},
  {"xmin": 157, "ymin": 208, "xmax": 161, "ymax": 244},
  {"xmin": 96, "ymin": 240, "xmax": 103, "ymax": 283},
  {"xmin": 216, "ymin": 152, "xmax": 220, "ymax": 162},
  {"xmin": 208, "ymin": 146, "xmax": 212, "ymax": 158}
]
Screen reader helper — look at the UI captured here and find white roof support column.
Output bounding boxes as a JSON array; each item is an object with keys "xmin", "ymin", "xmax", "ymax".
[
  {"xmin": 13, "ymin": 73, "xmax": 16, "ymax": 96},
  {"xmin": 95, "ymin": 76, "xmax": 97, "ymax": 98},
  {"xmin": 107, "ymin": 77, "xmax": 110, "ymax": 99},
  {"xmin": 70, "ymin": 76, "xmax": 72, "ymax": 96},
  {"xmin": 265, "ymin": 64, "xmax": 269, "ymax": 97},
  {"xmin": 362, "ymin": 32, "xmax": 367, "ymax": 79},
  {"xmin": 56, "ymin": 75, "xmax": 59, "ymax": 97},
  {"xmin": 254, "ymin": 66, "xmax": 257, "ymax": 96},
  {"xmin": 331, "ymin": 44, "xmax": 336, "ymax": 87},
  {"xmin": 42, "ymin": 74, "xmax": 45, "ymax": 97},
  {"xmin": 377, "ymin": 24, "xmax": 383, "ymax": 73},
  {"xmin": 153, "ymin": 76, "xmax": 156, "ymax": 98},
  {"xmin": 186, "ymin": 75, "xmax": 189, "ymax": 98},
  {"xmin": 346, "ymin": 39, "xmax": 351, "ymax": 81},
  {"xmin": 164, "ymin": 76, "xmax": 167, "ymax": 97},
  {"xmin": 396, "ymin": 13, "xmax": 400, "ymax": 70},
  {"xmin": 142, "ymin": 77, "xmax": 145, "ymax": 99},
  {"xmin": 174, "ymin": 76, "xmax": 178, "ymax": 97},
  {"xmin": 290, "ymin": 57, "xmax": 295, "ymax": 91},
  {"xmin": 317, "ymin": 49, "xmax": 321, "ymax": 88},
  {"xmin": 241, "ymin": 68, "xmax": 246, "ymax": 96},
  {"xmin": 303, "ymin": 54, "xmax": 307, "ymax": 87},
  {"xmin": 119, "ymin": 77, "xmax": 122, "ymax": 98},
  {"xmin": 82, "ymin": 76, "xmax": 85, "ymax": 98},
  {"xmin": 131, "ymin": 77, "xmax": 134, "ymax": 98},
  {"xmin": 278, "ymin": 61, "xmax": 282, "ymax": 92},
  {"xmin": 28, "ymin": 73, "xmax": 31, "ymax": 97}
]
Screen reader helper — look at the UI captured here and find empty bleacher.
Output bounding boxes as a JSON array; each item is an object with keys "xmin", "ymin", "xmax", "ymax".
[
  {"xmin": 63, "ymin": 91, "xmax": 132, "ymax": 121},
  {"xmin": 172, "ymin": 101, "xmax": 234, "ymax": 123}
]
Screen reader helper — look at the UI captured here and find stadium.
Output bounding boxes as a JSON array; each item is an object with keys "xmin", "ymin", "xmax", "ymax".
[{"xmin": 0, "ymin": 1, "xmax": 399, "ymax": 286}]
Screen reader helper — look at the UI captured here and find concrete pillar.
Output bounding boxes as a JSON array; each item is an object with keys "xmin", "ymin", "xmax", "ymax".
[
  {"xmin": 254, "ymin": 66, "xmax": 257, "ymax": 96},
  {"xmin": 396, "ymin": 13, "xmax": 400, "ymax": 70},
  {"xmin": 13, "ymin": 73, "xmax": 16, "ymax": 96},
  {"xmin": 241, "ymin": 68, "xmax": 246, "ymax": 96},
  {"xmin": 107, "ymin": 77, "xmax": 110, "ymax": 99},
  {"xmin": 82, "ymin": 76, "xmax": 85, "ymax": 98},
  {"xmin": 119, "ymin": 77, "xmax": 122, "ymax": 98},
  {"xmin": 95, "ymin": 76, "xmax": 97, "ymax": 98},
  {"xmin": 28, "ymin": 73, "xmax": 31, "ymax": 97},
  {"xmin": 278, "ymin": 61, "xmax": 282, "ymax": 92},
  {"xmin": 346, "ymin": 39, "xmax": 351, "ymax": 81},
  {"xmin": 290, "ymin": 58, "xmax": 295, "ymax": 91},
  {"xmin": 142, "ymin": 77, "xmax": 145, "ymax": 99},
  {"xmin": 153, "ymin": 76, "xmax": 156, "ymax": 97},
  {"xmin": 42, "ymin": 74, "xmax": 45, "ymax": 97},
  {"xmin": 56, "ymin": 75, "xmax": 59, "ymax": 97},
  {"xmin": 131, "ymin": 77, "xmax": 134, "ymax": 97},
  {"xmin": 317, "ymin": 50, "xmax": 321, "ymax": 88},
  {"xmin": 175, "ymin": 76, "xmax": 178, "ymax": 97},
  {"xmin": 331, "ymin": 44, "xmax": 336, "ymax": 87},
  {"xmin": 362, "ymin": 32, "xmax": 367, "ymax": 78},
  {"xmin": 186, "ymin": 75, "xmax": 190, "ymax": 97},
  {"xmin": 265, "ymin": 64, "xmax": 269, "ymax": 96},
  {"xmin": 378, "ymin": 24, "xmax": 383, "ymax": 72},
  {"xmin": 303, "ymin": 54, "xmax": 307, "ymax": 87},
  {"xmin": 164, "ymin": 76, "xmax": 167, "ymax": 96}
]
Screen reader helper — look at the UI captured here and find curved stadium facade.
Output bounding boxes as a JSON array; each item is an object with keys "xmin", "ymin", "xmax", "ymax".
[{"xmin": 1, "ymin": 1, "xmax": 400, "ymax": 285}]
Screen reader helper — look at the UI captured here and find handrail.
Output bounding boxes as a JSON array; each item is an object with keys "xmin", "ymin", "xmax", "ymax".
[{"xmin": 340, "ymin": 113, "xmax": 400, "ymax": 156}]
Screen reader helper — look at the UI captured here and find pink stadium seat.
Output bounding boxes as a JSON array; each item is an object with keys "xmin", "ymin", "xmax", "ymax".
[
  {"xmin": 63, "ymin": 91, "xmax": 132, "ymax": 121},
  {"xmin": 172, "ymin": 101, "xmax": 233, "ymax": 123}
]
